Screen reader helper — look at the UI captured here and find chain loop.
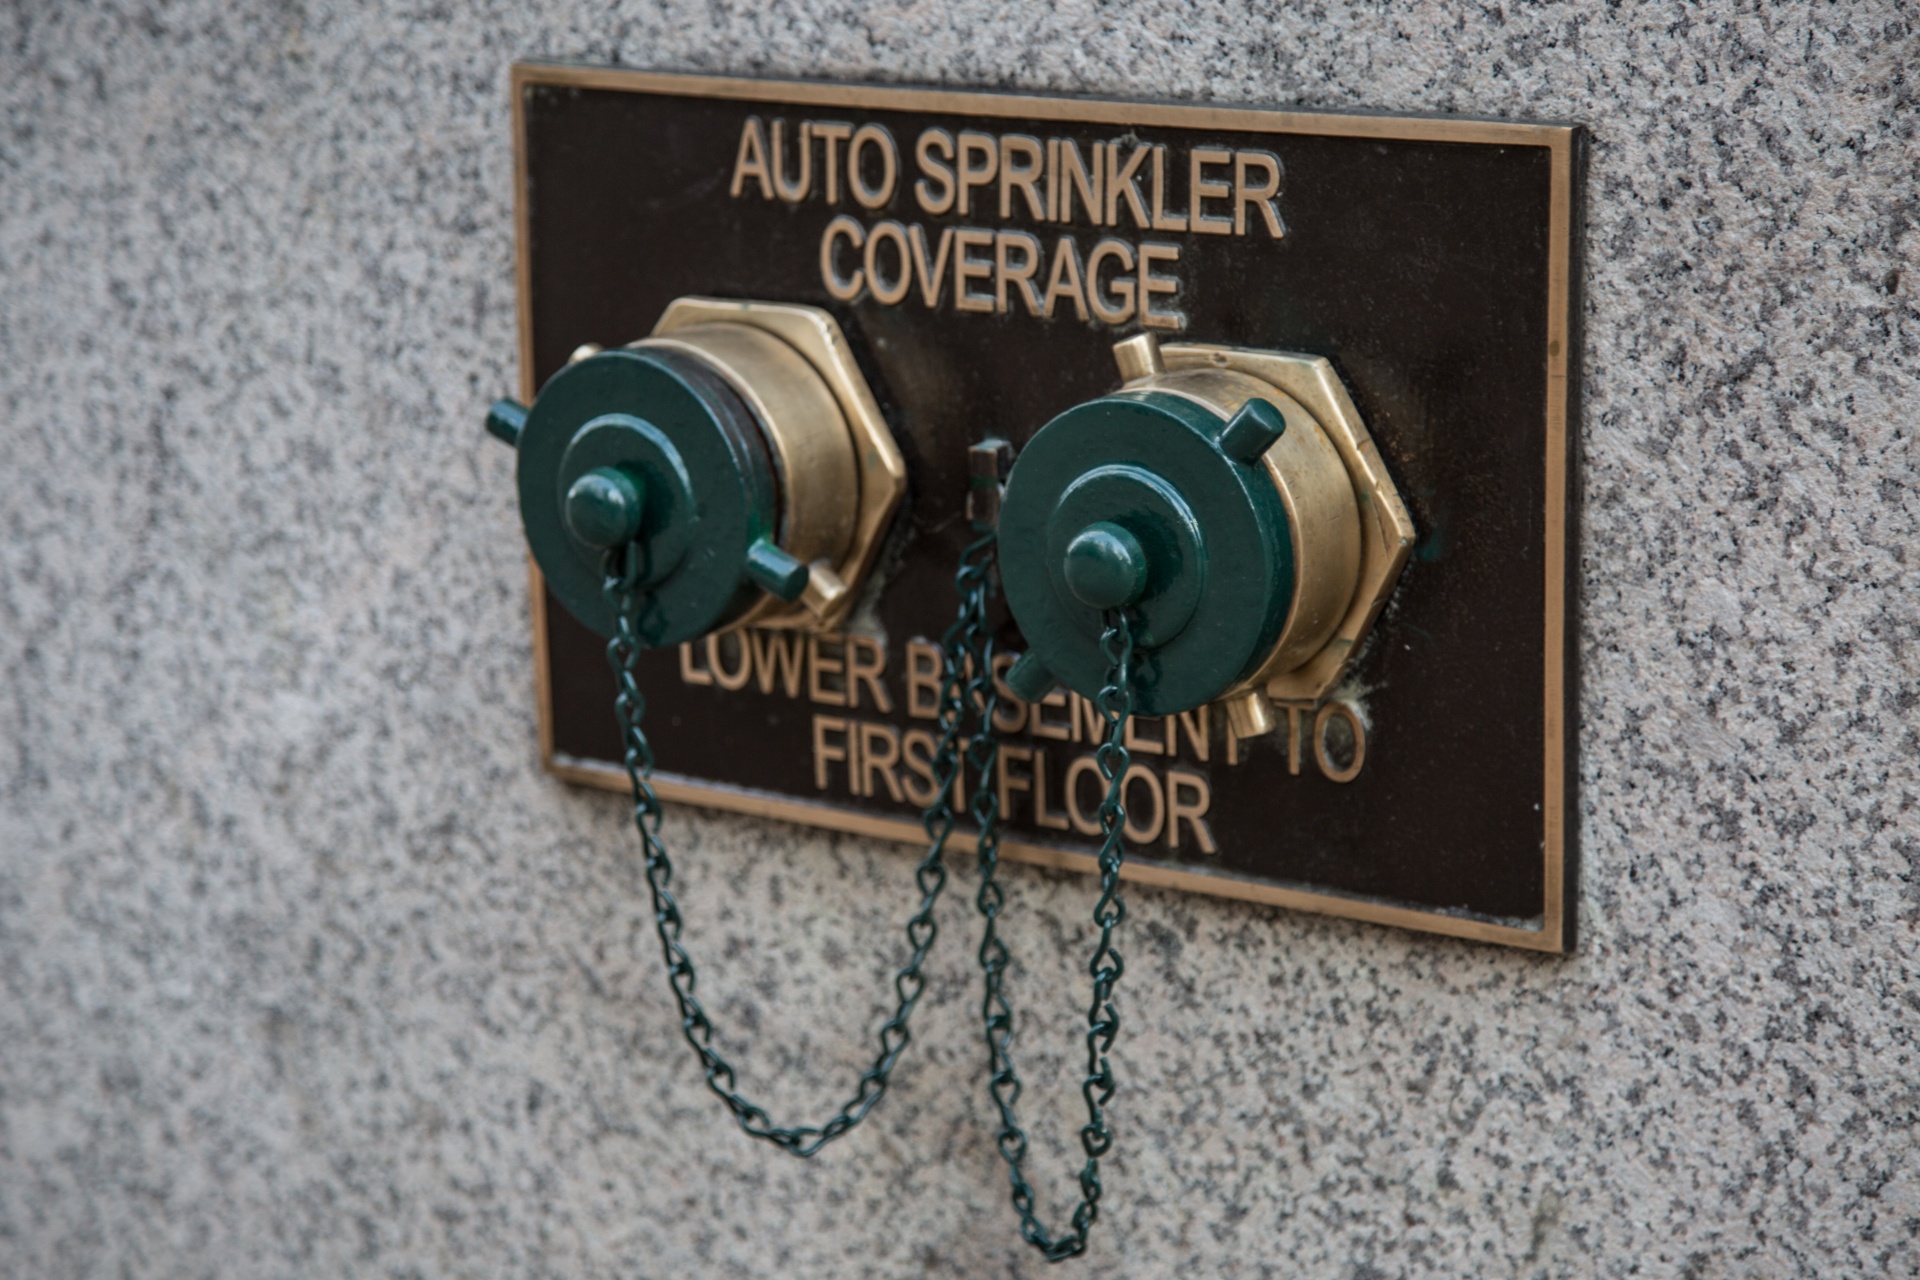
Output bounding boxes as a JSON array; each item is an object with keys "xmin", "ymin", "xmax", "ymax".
[
  {"xmin": 966, "ymin": 532, "xmax": 1137, "ymax": 1263},
  {"xmin": 599, "ymin": 512, "xmax": 1137, "ymax": 1245},
  {"xmin": 600, "ymin": 537, "xmax": 993, "ymax": 1157}
]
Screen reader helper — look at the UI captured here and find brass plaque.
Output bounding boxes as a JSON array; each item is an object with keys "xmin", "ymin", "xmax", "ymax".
[{"xmin": 509, "ymin": 64, "xmax": 1583, "ymax": 951}]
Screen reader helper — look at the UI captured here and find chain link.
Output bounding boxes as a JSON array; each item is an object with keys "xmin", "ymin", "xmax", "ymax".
[
  {"xmin": 600, "ymin": 537, "xmax": 991, "ymax": 1157},
  {"xmin": 967, "ymin": 533, "xmax": 1137, "ymax": 1263},
  {"xmin": 598, "ymin": 515, "xmax": 1136, "ymax": 1252}
]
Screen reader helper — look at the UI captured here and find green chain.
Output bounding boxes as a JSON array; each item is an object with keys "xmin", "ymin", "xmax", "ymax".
[
  {"xmin": 965, "ymin": 532, "xmax": 1137, "ymax": 1263},
  {"xmin": 598, "ymin": 514, "xmax": 1134, "ymax": 1250},
  {"xmin": 599, "ymin": 536, "xmax": 992, "ymax": 1156}
]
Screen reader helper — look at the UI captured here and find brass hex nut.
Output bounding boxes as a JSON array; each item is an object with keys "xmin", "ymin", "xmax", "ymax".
[
  {"xmin": 1160, "ymin": 343, "xmax": 1415, "ymax": 706},
  {"xmin": 650, "ymin": 297, "xmax": 907, "ymax": 634}
]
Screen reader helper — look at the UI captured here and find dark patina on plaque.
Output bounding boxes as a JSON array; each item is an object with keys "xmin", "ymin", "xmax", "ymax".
[{"xmin": 510, "ymin": 65, "xmax": 1583, "ymax": 951}]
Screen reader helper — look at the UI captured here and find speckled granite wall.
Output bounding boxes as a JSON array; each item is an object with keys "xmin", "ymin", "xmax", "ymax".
[{"xmin": 1, "ymin": 3, "xmax": 1915, "ymax": 1277}]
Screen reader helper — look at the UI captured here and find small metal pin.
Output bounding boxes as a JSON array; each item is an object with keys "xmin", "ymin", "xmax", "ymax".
[
  {"xmin": 485, "ymin": 398, "xmax": 528, "ymax": 448},
  {"xmin": 799, "ymin": 562, "xmax": 850, "ymax": 619},
  {"xmin": 1004, "ymin": 651, "xmax": 1058, "ymax": 703},
  {"xmin": 1112, "ymin": 333, "xmax": 1166, "ymax": 383},
  {"xmin": 1223, "ymin": 689, "xmax": 1278, "ymax": 740},
  {"xmin": 743, "ymin": 538, "xmax": 811, "ymax": 602},
  {"xmin": 1220, "ymin": 398, "xmax": 1288, "ymax": 464}
]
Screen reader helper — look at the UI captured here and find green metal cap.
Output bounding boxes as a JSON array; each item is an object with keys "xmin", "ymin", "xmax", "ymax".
[
  {"xmin": 503, "ymin": 346, "xmax": 785, "ymax": 644},
  {"xmin": 997, "ymin": 390, "xmax": 1298, "ymax": 717}
]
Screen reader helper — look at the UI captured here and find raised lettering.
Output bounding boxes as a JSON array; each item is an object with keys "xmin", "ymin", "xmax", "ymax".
[
  {"xmin": 908, "ymin": 223, "xmax": 953, "ymax": 307},
  {"xmin": 680, "ymin": 642, "xmax": 713, "ymax": 686},
  {"xmin": 847, "ymin": 635, "xmax": 893, "ymax": 713},
  {"xmin": 905, "ymin": 639, "xmax": 943, "ymax": 720},
  {"xmin": 1122, "ymin": 762, "xmax": 1166, "ymax": 844},
  {"xmin": 1313, "ymin": 701, "xmax": 1367, "ymax": 783},
  {"xmin": 812, "ymin": 715, "xmax": 849, "ymax": 790},
  {"xmin": 820, "ymin": 215, "xmax": 865, "ymax": 302},
  {"xmin": 848, "ymin": 123, "xmax": 898, "ymax": 209},
  {"xmin": 997, "ymin": 745, "xmax": 1034, "ymax": 822},
  {"xmin": 1029, "ymin": 686, "xmax": 1072, "ymax": 740},
  {"xmin": 751, "ymin": 629, "xmax": 806, "ymax": 697},
  {"xmin": 859, "ymin": 721, "xmax": 905, "ymax": 801},
  {"xmin": 901, "ymin": 729, "xmax": 942, "ymax": 806},
  {"xmin": 1041, "ymin": 236, "xmax": 1089, "ymax": 321},
  {"xmin": 1282, "ymin": 703, "xmax": 1304, "ymax": 775},
  {"xmin": 914, "ymin": 128, "xmax": 957, "ymax": 214},
  {"xmin": 999, "ymin": 134, "xmax": 1045, "ymax": 220},
  {"xmin": 1086, "ymin": 238, "xmax": 1136, "ymax": 325},
  {"xmin": 808, "ymin": 634, "xmax": 847, "ymax": 706},
  {"xmin": 1046, "ymin": 138, "xmax": 1061, "ymax": 220},
  {"xmin": 989, "ymin": 651, "xmax": 1027, "ymax": 733},
  {"xmin": 1176, "ymin": 704, "xmax": 1210, "ymax": 762},
  {"xmin": 1190, "ymin": 147, "xmax": 1233, "ymax": 235},
  {"xmin": 811, "ymin": 120, "xmax": 853, "ymax": 203},
  {"xmin": 706, "ymin": 631, "xmax": 752, "ymax": 691},
  {"xmin": 1105, "ymin": 143, "xmax": 1150, "ymax": 229},
  {"xmin": 1167, "ymin": 768, "xmax": 1217, "ymax": 852},
  {"xmin": 1064, "ymin": 753, "xmax": 1104, "ymax": 836},
  {"xmin": 1234, "ymin": 150, "xmax": 1286, "ymax": 238},
  {"xmin": 1032, "ymin": 749, "xmax": 1071, "ymax": 830},
  {"xmin": 956, "ymin": 131, "xmax": 998, "ymax": 216},
  {"xmin": 1059, "ymin": 139, "xmax": 1104, "ymax": 226},
  {"xmin": 1071, "ymin": 690, "xmax": 1103, "ymax": 743},
  {"xmin": 1149, "ymin": 145, "xmax": 1188, "ymax": 232},
  {"xmin": 953, "ymin": 228, "xmax": 996, "ymax": 313},
  {"xmin": 865, "ymin": 220, "xmax": 912, "ymax": 306},
  {"xmin": 771, "ymin": 118, "xmax": 811, "ymax": 202},
  {"xmin": 1124, "ymin": 715, "xmax": 1165, "ymax": 755},
  {"xmin": 995, "ymin": 230, "xmax": 1044, "ymax": 315},
  {"xmin": 730, "ymin": 116, "xmax": 772, "ymax": 199},
  {"xmin": 1138, "ymin": 240, "xmax": 1184, "ymax": 330}
]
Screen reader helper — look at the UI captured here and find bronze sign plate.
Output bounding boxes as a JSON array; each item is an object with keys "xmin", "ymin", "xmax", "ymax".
[{"xmin": 510, "ymin": 64, "xmax": 1583, "ymax": 952}]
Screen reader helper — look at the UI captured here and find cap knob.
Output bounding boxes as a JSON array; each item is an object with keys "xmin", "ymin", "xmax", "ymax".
[
  {"xmin": 563, "ymin": 466, "xmax": 646, "ymax": 549},
  {"xmin": 1063, "ymin": 521, "xmax": 1149, "ymax": 610}
]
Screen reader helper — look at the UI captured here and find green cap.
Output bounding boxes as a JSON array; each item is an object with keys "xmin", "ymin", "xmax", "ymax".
[
  {"xmin": 499, "ymin": 347, "xmax": 788, "ymax": 644},
  {"xmin": 997, "ymin": 391, "xmax": 1297, "ymax": 716}
]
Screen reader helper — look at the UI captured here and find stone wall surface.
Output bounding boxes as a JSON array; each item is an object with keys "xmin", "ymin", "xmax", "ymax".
[{"xmin": 1, "ymin": 2, "xmax": 1916, "ymax": 1277}]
